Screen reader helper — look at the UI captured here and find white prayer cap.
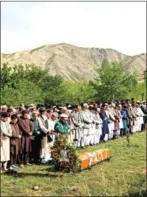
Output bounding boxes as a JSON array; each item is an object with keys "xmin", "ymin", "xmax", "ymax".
[
  {"xmin": 52, "ymin": 112, "xmax": 59, "ymax": 117},
  {"xmin": 83, "ymin": 103, "xmax": 88, "ymax": 107},
  {"xmin": 60, "ymin": 113, "xmax": 68, "ymax": 118}
]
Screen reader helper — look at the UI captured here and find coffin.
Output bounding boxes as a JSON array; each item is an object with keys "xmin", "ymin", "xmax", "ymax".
[{"xmin": 77, "ymin": 149, "xmax": 111, "ymax": 170}]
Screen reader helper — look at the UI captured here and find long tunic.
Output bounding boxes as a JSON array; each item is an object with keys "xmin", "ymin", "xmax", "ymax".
[
  {"xmin": 71, "ymin": 111, "xmax": 84, "ymax": 137},
  {"xmin": 108, "ymin": 108, "xmax": 115, "ymax": 131},
  {"xmin": 82, "ymin": 109, "xmax": 93, "ymax": 145},
  {"xmin": 46, "ymin": 118, "xmax": 58, "ymax": 142},
  {"xmin": 82, "ymin": 110, "xmax": 93, "ymax": 129},
  {"xmin": 38, "ymin": 116, "xmax": 49, "ymax": 148},
  {"xmin": 0, "ymin": 120, "xmax": 12, "ymax": 162},
  {"xmin": 31, "ymin": 119, "xmax": 40, "ymax": 135},
  {"xmin": 31, "ymin": 118, "xmax": 41, "ymax": 159},
  {"xmin": 10, "ymin": 122, "xmax": 21, "ymax": 155},
  {"xmin": 118, "ymin": 110, "xmax": 123, "ymax": 129},
  {"xmin": 18, "ymin": 117, "xmax": 34, "ymax": 152},
  {"xmin": 127, "ymin": 109, "xmax": 134, "ymax": 128},
  {"xmin": 99, "ymin": 111, "xmax": 109, "ymax": 134},
  {"xmin": 114, "ymin": 109, "xmax": 120, "ymax": 131},
  {"xmin": 121, "ymin": 110, "xmax": 128, "ymax": 129},
  {"xmin": 94, "ymin": 112, "xmax": 102, "ymax": 135}
]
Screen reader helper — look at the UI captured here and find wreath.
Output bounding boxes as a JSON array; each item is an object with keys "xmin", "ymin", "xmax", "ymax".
[{"xmin": 51, "ymin": 135, "xmax": 80, "ymax": 172}]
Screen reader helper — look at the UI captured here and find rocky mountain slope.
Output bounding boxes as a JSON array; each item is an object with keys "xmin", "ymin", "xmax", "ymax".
[{"xmin": 1, "ymin": 43, "xmax": 146, "ymax": 81}]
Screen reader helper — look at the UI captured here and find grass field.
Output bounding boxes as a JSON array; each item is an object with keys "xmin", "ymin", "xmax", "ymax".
[{"xmin": 1, "ymin": 132, "xmax": 146, "ymax": 196}]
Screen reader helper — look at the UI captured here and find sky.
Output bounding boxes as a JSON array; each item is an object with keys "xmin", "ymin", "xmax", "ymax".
[{"xmin": 1, "ymin": 2, "xmax": 146, "ymax": 55}]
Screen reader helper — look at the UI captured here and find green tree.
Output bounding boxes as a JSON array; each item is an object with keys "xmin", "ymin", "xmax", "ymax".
[
  {"xmin": 1, "ymin": 63, "xmax": 12, "ymax": 88},
  {"xmin": 90, "ymin": 61, "xmax": 138, "ymax": 101},
  {"xmin": 1, "ymin": 79, "xmax": 43, "ymax": 106},
  {"xmin": 1, "ymin": 63, "xmax": 66, "ymax": 105},
  {"xmin": 128, "ymin": 81, "xmax": 146, "ymax": 101},
  {"xmin": 63, "ymin": 81, "xmax": 94, "ymax": 104}
]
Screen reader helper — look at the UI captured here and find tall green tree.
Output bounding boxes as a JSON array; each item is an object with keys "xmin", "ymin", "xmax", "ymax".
[
  {"xmin": 1, "ymin": 63, "xmax": 66, "ymax": 105},
  {"xmin": 63, "ymin": 81, "xmax": 94, "ymax": 104},
  {"xmin": 1, "ymin": 79, "xmax": 43, "ymax": 106},
  {"xmin": 90, "ymin": 61, "xmax": 138, "ymax": 101}
]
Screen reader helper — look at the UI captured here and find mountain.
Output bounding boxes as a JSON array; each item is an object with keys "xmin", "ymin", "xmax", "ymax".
[{"xmin": 1, "ymin": 43, "xmax": 146, "ymax": 81}]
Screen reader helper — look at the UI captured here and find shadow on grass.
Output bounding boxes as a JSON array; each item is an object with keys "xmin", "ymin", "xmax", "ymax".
[
  {"xmin": 18, "ymin": 172, "xmax": 59, "ymax": 178},
  {"xmin": 5, "ymin": 170, "xmax": 59, "ymax": 178}
]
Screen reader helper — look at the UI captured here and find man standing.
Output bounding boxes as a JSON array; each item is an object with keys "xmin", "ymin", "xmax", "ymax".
[
  {"xmin": 37, "ymin": 108, "xmax": 50, "ymax": 163},
  {"xmin": 71, "ymin": 105, "xmax": 84, "ymax": 148},
  {"xmin": 54, "ymin": 114, "xmax": 70, "ymax": 144},
  {"xmin": 82, "ymin": 103, "xmax": 93, "ymax": 147},
  {"xmin": 18, "ymin": 110, "xmax": 34, "ymax": 166},
  {"xmin": 30, "ymin": 112, "xmax": 42, "ymax": 164},
  {"xmin": 93, "ymin": 107, "xmax": 102, "ymax": 145},
  {"xmin": 0, "ymin": 112, "xmax": 12, "ymax": 173},
  {"xmin": 9, "ymin": 114, "xmax": 22, "ymax": 169},
  {"xmin": 46, "ymin": 112, "xmax": 59, "ymax": 160},
  {"xmin": 120, "ymin": 105, "xmax": 129, "ymax": 136},
  {"xmin": 99, "ymin": 105, "xmax": 109, "ymax": 142}
]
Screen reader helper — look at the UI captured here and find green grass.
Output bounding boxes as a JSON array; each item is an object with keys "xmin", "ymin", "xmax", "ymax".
[{"xmin": 1, "ymin": 132, "xmax": 146, "ymax": 196}]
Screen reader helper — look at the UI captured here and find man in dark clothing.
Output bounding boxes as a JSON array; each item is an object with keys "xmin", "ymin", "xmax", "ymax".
[
  {"xmin": 9, "ymin": 114, "xmax": 22, "ymax": 169},
  {"xmin": 30, "ymin": 112, "xmax": 41, "ymax": 164},
  {"xmin": 18, "ymin": 110, "xmax": 34, "ymax": 166},
  {"xmin": 99, "ymin": 105, "xmax": 109, "ymax": 142},
  {"xmin": 140, "ymin": 103, "xmax": 147, "ymax": 131}
]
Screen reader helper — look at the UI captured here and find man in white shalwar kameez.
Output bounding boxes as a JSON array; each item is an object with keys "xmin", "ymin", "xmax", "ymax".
[
  {"xmin": 37, "ymin": 108, "xmax": 50, "ymax": 163},
  {"xmin": 82, "ymin": 104, "xmax": 93, "ymax": 147},
  {"xmin": 71, "ymin": 105, "xmax": 84, "ymax": 148},
  {"xmin": 0, "ymin": 112, "xmax": 12, "ymax": 173},
  {"xmin": 46, "ymin": 112, "xmax": 59, "ymax": 160},
  {"xmin": 107, "ymin": 104, "xmax": 116, "ymax": 140},
  {"xmin": 93, "ymin": 108, "xmax": 102, "ymax": 145},
  {"xmin": 136, "ymin": 104, "xmax": 145, "ymax": 132}
]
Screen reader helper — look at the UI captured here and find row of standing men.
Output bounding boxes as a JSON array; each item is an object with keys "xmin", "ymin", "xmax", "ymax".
[{"xmin": 0, "ymin": 102, "xmax": 146, "ymax": 172}]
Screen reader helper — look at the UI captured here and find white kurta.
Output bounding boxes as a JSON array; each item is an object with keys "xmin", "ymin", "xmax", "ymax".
[
  {"xmin": 71, "ymin": 111, "xmax": 84, "ymax": 147},
  {"xmin": 82, "ymin": 110, "xmax": 93, "ymax": 146},
  {"xmin": 47, "ymin": 119, "xmax": 58, "ymax": 143},
  {"xmin": 93, "ymin": 112, "xmax": 102, "ymax": 144},
  {"xmin": 135, "ymin": 108, "xmax": 143, "ymax": 131},
  {"xmin": 106, "ymin": 110, "xmax": 113, "ymax": 140},
  {"xmin": 38, "ymin": 116, "xmax": 48, "ymax": 159},
  {"xmin": 0, "ymin": 120, "xmax": 12, "ymax": 162}
]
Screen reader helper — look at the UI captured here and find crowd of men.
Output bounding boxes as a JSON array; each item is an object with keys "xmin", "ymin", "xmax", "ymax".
[{"xmin": 0, "ymin": 100, "xmax": 147, "ymax": 173}]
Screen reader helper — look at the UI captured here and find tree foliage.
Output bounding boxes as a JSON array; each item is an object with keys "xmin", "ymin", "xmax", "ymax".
[
  {"xmin": 90, "ymin": 61, "xmax": 138, "ymax": 101},
  {"xmin": 1, "ymin": 62, "xmax": 144, "ymax": 106},
  {"xmin": 1, "ymin": 63, "xmax": 65, "ymax": 106},
  {"xmin": 63, "ymin": 81, "xmax": 95, "ymax": 104}
]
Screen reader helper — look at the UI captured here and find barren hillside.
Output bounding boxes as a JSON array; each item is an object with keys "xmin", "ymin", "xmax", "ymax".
[{"xmin": 1, "ymin": 43, "xmax": 146, "ymax": 81}]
